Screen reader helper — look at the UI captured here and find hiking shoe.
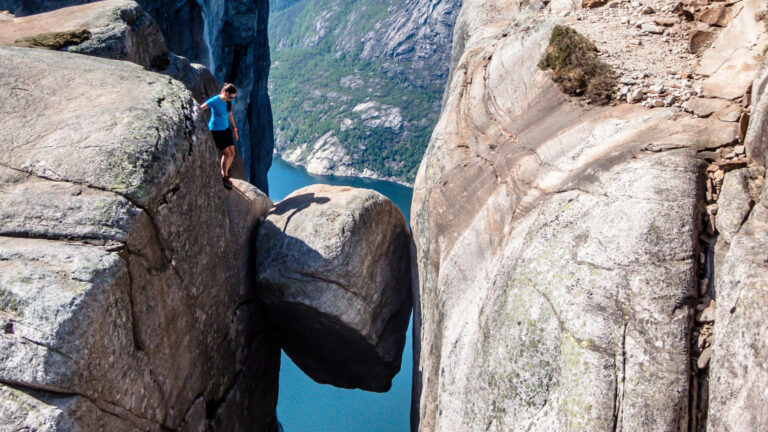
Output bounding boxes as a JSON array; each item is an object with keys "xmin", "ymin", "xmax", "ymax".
[{"xmin": 222, "ymin": 176, "xmax": 233, "ymax": 190}]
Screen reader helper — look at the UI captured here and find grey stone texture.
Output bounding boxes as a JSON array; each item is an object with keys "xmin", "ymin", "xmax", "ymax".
[
  {"xmin": 707, "ymin": 57, "xmax": 768, "ymax": 432},
  {"xmin": 715, "ymin": 169, "xmax": 753, "ymax": 244},
  {"xmin": 0, "ymin": 1, "xmax": 218, "ymax": 103},
  {"xmin": 357, "ymin": 0, "xmax": 461, "ymax": 89},
  {"xmin": 696, "ymin": 0, "xmax": 768, "ymax": 100},
  {"xmin": 0, "ymin": 0, "xmax": 274, "ymax": 192},
  {"xmin": 408, "ymin": 1, "xmax": 749, "ymax": 430},
  {"xmin": 256, "ymin": 185, "xmax": 412, "ymax": 392},
  {"xmin": 0, "ymin": 47, "xmax": 278, "ymax": 431}
]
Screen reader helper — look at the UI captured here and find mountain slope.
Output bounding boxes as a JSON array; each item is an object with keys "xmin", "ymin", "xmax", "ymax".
[{"xmin": 268, "ymin": 0, "xmax": 460, "ymax": 183}]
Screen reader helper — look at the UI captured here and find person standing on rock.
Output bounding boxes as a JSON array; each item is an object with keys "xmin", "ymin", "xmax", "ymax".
[{"xmin": 201, "ymin": 83, "xmax": 239, "ymax": 189}]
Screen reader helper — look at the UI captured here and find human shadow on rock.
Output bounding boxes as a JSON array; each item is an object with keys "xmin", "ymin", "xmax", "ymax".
[{"xmin": 269, "ymin": 193, "xmax": 330, "ymax": 232}]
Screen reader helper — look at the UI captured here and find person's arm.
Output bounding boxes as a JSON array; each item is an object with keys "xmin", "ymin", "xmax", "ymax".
[
  {"xmin": 202, "ymin": 95, "xmax": 218, "ymax": 111},
  {"xmin": 229, "ymin": 112, "xmax": 239, "ymax": 141}
]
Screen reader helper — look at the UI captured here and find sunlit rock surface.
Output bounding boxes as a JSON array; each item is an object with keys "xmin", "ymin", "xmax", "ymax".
[
  {"xmin": 707, "ymin": 57, "xmax": 768, "ymax": 432},
  {"xmin": 0, "ymin": 0, "xmax": 218, "ymax": 102},
  {"xmin": 1, "ymin": 0, "xmax": 274, "ymax": 192},
  {"xmin": 0, "ymin": 46, "xmax": 279, "ymax": 432},
  {"xmin": 256, "ymin": 184, "xmax": 412, "ymax": 392},
  {"xmin": 409, "ymin": 0, "xmax": 760, "ymax": 430}
]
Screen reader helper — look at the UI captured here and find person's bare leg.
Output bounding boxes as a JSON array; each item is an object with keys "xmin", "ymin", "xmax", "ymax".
[
  {"xmin": 220, "ymin": 151, "xmax": 227, "ymax": 177},
  {"xmin": 224, "ymin": 145, "xmax": 235, "ymax": 177}
]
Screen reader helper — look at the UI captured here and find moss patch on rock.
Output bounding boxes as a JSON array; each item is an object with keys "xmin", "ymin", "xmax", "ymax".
[
  {"xmin": 0, "ymin": 288, "xmax": 24, "ymax": 318},
  {"xmin": 13, "ymin": 29, "xmax": 91, "ymax": 51},
  {"xmin": 538, "ymin": 25, "xmax": 616, "ymax": 104}
]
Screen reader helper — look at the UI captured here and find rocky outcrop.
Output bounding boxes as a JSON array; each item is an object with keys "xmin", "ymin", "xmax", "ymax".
[
  {"xmin": 352, "ymin": 102, "xmax": 405, "ymax": 131},
  {"xmin": 255, "ymin": 185, "xmax": 412, "ymax": 392},
  {"xmin": 696, "ymin": 0, "xmax": 768, "ymax": 100},
  {"xmin": 0, "ymin": 1, "xmax": 217, "ymax": 102},
  {"xmin": 0, "ymin": 1, "xmax": 163, "ymax": 66},
  {"xmin": 0, "ymin": 46, "xmax": 278, "ymax": 431},
  {"xmin": 354, "ymin": 0, "xmax": 461, "ymax": 89},
  {"xmin": 410, "ymin": 0, "xmax": 763, "ymax": 430},
  {"xmin": 281, "ymin": 131, "xmax": 406, "ymax": 183},
  {"xmin": 1, "ymin": 0, "xmax": 274, "ymax": 193},
  {"xmin": 706, "ymin": 58, "xmax": 768, "ymax": 432},
  {"xmin": 282, "ymin": 131, "xmax": 354, "ymax": 177},
  {"xmin": 0, "ymin": 0, "xmax": 208, "ymax": 69}
]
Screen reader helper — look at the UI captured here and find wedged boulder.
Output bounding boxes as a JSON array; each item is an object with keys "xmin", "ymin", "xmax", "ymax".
[
  {"xmin": 0, "ymin": 0, "xmax": 217, "ymax": 102},
  {"xmin": 707, "ymin": 58, "xmax": 768, "ymax": 432},
  {"xmin": 0, "ymin": 46, "xmax": 279, "ymax": 431},
  {"xmin": 255, "ymin": 185, "xmax": 412, "ymax": 392}
]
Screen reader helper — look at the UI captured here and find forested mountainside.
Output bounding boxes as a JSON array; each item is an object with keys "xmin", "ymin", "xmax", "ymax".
[{"xmin": 268, "ymin": 0, "xmax": 460, "ymax": 183}]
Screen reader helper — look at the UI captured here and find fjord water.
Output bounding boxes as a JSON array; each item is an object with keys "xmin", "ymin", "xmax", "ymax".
[{"xmin": 267, "ymin": 156, "xmax": 414, "ymax": 432}]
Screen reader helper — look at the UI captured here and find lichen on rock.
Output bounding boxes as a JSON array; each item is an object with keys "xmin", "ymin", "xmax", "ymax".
[{"xmin": 12, "ymin": 28, "xmax": 91, "ymax": 50}]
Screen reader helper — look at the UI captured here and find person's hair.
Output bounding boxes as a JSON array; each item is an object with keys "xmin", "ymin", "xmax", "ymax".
[{"xmin": 221, "ymin": 83, "xmax": 237, "ymax": 95}]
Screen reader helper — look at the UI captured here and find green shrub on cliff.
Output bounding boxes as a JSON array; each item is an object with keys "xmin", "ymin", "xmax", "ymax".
[
  {"xmin": 13, "ymin": 29, "xmax": 91, "ymax": 51},
  {"xmin": 538, "ymin": 25, "xmax": 616, "ymax": 104}
]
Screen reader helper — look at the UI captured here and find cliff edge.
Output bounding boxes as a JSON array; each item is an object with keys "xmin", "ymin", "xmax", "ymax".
[
  {"xmin": 0, "ymin": 46, "xmax": 280, "ymax": 431},
  {"xmin": 411, "ymin": 0, "xmax": 767, "ymax": 430}
]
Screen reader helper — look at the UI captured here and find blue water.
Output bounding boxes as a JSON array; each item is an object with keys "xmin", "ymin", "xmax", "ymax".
[{"xmin": 267, "ymin": 156, "xmax": 413, "ymax": 432}]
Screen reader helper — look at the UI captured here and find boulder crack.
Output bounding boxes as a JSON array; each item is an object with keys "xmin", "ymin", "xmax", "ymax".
[
  {"xmin": 290, "ymin": 270, "xmax": 367, "ymax": 302},
  {"xmin": 0, "ymin": 162, "xmax": 182, "ymax": 284},
  {"xmin": 612, "ymin": 321, "xmax": 627, "ymax": 432},
  {"xmin": 0, "ymin": 379, "xmax": 171, "ymax": 432},
  {"xmin": 120, "ymin": 251, "xmax": 144, "ymax": 352}
]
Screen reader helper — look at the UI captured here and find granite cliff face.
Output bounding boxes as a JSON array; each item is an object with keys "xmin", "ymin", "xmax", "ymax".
[
  {"xmin": 1, "ymin": 0, "xmax": 274, "ymax": 193},
  {"xmin": 0, "ymin": 46, "xmax": 280, "ymax": 431},
  {"xmin": 193, "ymin": 0, "xmax": 273, "ymax": 192},
  {"xmin": 411, "ymin": 0, "xmax": 768, "ymax": 430},
  {"xmin": 0, "ymin": 2, "xmax": 415, "ymax": 431},
  {"xmin": 707, "ymin": 57, "xmax": 768, "ymax": 432},
  {"xmin": 0, "ymin": 1, "xmax": 218, "ymax": 103},
  {"xmin": 269, "ymin": 0, "xmax": 461, "ymax": 183},
  {"xmin": 271, "ymin": 0, "xmax": 459, "ymax": 89}
]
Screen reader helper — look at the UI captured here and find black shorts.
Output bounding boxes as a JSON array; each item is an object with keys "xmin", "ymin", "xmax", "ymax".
[{"xmin": 211, "ymin": 128, "xmax": 234, "ymax": 151}]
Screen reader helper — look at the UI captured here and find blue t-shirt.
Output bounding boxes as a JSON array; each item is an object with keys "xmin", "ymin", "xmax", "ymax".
[{"xmin": 206, "ymin": 95, "xmax": 230, "ymax": 131}]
